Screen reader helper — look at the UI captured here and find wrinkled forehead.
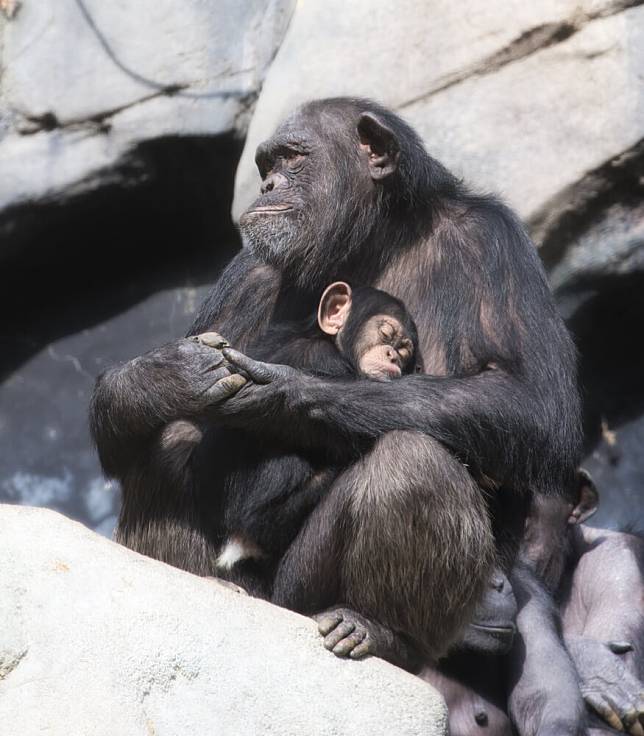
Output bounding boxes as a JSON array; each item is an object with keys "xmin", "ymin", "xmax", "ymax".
[{"xmin": 266, "ymin": 103, "xmax": 356, "ymax": 147}]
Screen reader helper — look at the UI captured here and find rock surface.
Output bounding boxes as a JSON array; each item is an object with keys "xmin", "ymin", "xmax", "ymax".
[
  {"xmin": 233, "ymin": 0, "xmax": 644, "ymax": 226},
  {"xmin": 0, "ymin": 504, "xmax": 447, "ymax": 736},
  {"xmin": 0, "ymin": 0, "xmax": 295, "ymax": 225}
]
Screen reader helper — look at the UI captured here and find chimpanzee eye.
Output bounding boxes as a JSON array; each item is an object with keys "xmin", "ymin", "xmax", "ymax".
[
  {"xmin": 379, "ymin": 322, "xmax": 395, "ymax": 341},
  {"xmin": 283, "ymin": 150, "xmax": 306, "ymax": 169}
]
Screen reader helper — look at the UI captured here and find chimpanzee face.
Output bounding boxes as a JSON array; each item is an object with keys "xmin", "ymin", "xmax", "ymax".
[
  {"xmin": 455, "ymin": 569, "xmax": 517, "ymax": 656},
  {"xmin": 354, "ymin": 315, "xmax": 415, "ymax": 380},
  {"xmin": 239, "ymin": 100, "xmax": 401, "ymax": 288},
  {"xmin": 239, "ymin": 110, "xmax": 341, "ymax": 279},
  {"xmin": 317, "ymin": 281, "xmax": 419, "ymax": 379}
]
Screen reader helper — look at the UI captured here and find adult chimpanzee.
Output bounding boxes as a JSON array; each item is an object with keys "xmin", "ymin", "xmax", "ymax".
[
  {"xmin": 90, "ymin": 97, "xmax": 581, "ymax": 660},
  {"xmin": 208, "ymin": 282, "xmax": 421, "ymax": 594}
]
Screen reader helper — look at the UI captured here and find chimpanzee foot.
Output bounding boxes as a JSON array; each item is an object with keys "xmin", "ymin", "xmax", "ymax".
[
  {"xmin": 205, "ymin": 576, "xmax": 249, "ymax": 596},
  {"xmin": 315, "ymin": 607, "xmax": 372, "ymax": 658},
  {"xmin": 567, "ymin": 637, "xmax": 644, "ymax": 735},
  {"xmin": 192, "ymin": 332, "xmax": 230, "ymax": 349},
  {"xmin": 313, "ymin": 607, "xmax": 422, "ymax": 672}
]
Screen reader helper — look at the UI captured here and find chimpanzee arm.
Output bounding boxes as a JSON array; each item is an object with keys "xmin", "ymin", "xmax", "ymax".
[
  {"xmin": 90, "ymin": 250, "xmax": 280, "ymax": 478},
  {"xmin": 562, "ymin": 527, "xmax": 644, "ymax": 734},
  {"xmin": 564, "ymin": 527, "xmax": 644, "ymax": 655},
  {"xmin": 217, "ymin": 354, "xmax": 577, "ymax": 496},
  {"xmin": 507, "ymin": 563, "xmax": 586, "ymax": 736},
  {"xmin": 218, "ymin": 206, "xmax": 580, "ymax": 495}
]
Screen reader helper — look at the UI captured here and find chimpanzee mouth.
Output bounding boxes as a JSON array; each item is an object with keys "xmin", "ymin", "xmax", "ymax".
[
  {"xmin": 245, "ymin": 204, "xmax": 294, "ymax": 215},
  {"xmin": 471, "ymin": 623, "xmax": 516, "ymax": 640}
]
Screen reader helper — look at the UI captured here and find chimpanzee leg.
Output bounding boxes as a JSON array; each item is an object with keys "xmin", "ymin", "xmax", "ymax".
[
  {"xmin": 272, "ymin": 430, "xmax": 496, "ymax": 660},
  {"xmin": 116, "ymin": 420, "xmax": 220, "ymax": 577}
]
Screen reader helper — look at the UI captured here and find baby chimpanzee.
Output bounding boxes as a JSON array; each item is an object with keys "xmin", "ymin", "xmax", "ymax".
[{"xmin": 208, "ymin": 282, "xmax": 421, "ymax": 595}]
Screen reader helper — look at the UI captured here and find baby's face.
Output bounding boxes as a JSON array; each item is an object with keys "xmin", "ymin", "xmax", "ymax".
[{"xmin": 355, "ymin": 314, "xmax": 414, "ymax": 380}]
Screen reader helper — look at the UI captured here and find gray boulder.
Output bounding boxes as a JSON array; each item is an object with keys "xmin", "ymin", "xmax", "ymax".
[
  {"xmin": 0, "ymin": 0, "xmax": 295, "ymax": 220},
  {"xmin": 232, "ymin": 0, "xmax": 644, "ymax": 230},
  {"xmin": 0, "ymin": 504, "xmax": 447, "ymax": 736}
]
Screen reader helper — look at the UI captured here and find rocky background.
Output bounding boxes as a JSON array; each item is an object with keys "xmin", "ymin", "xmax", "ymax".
[{"xmin": 1, "ymin": 0, "xmax": 643, "ymax": 536}]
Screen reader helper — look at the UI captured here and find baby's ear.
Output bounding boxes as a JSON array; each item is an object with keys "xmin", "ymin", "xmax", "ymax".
[
  {"xmin": 568, "ymin": 468, "xmax": 599, "ymax": 525},
  {"xmin": 318, "ymin": 282, "xmax": 353, "ymax": 335}
]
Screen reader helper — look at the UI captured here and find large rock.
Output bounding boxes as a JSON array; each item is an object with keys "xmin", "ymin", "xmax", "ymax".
[
  {"xmin": 0, "ymin": 504, "xmax": 447, "ymax": 736},
  {"xmin": 0, "ymin": 0, "xmax": 295, "ymax": 223},
  {"xmin": 232, "ymin": 0, "xmax": 644, "ymax": 227}
]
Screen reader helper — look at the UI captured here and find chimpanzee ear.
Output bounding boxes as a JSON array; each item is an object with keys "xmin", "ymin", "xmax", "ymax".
[
  {"xmin": 357, "ymin": 112, "xmax": 400, "ymax": 181},
  {"xmin": 568, "ymin": 468, "xmax": 599, "ymax": 525},
  {"xmin": 318, "ymin": 282, "xmax": 352, "ymax": 335}
]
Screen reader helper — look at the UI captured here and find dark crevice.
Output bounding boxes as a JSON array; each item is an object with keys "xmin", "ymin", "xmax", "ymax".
[
  {"xmin": 566, "ymin": 272, "xmax": 644, "ymax": 452},
  {"xmin": 397, "ymin": 0, "xmax": 643, "ymax": 110},
  {"xmin": 531, "ymin": 138, "xmax": 644, "ymax": 267},
  {"xmin": 16, "ymin": 85, "xmax": 188, "ymax": 136},
  {"xmin": 0, "ymin": 132, "xmax": 244, "ymax": 379}
]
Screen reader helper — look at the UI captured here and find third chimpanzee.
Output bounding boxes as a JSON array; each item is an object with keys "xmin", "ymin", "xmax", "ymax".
[
  {"xmin": 420, "ymin": 471, "xmax": 644, "ymax": 736},
  {"xmin": 91, "ymin": 98, "xmax": 581, "ymax": 661},
  {"xmin": 211, "ymin": 281, "xmax": 421, "ymax": 593}
]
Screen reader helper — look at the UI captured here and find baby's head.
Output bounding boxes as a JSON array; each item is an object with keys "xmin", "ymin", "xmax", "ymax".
[{"xmin": 317, "ymin": 282, "xmax": 421, "ymax": 380}]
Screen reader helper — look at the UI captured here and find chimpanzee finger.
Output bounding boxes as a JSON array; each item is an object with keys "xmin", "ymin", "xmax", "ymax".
[
  {"xmin": 604, "ymin": 689, "xmax": 644, "ymax": 735},
  {"xmin": 626, "ymin": 714, "xmax": 644, "ymax": 736},
  {"xmin": 322, "ymin": 622, "xmax": 356, "ymax": 652},
  {"xmin": 194, "ymin": 332, "xmax": 230, "ymax": 349},
  {"xmin": 315, "ymin": 610, "xmax": 344, "ymax": 636},
  {"xmin": 349, "ymin": 639, "xmax": 375, "ymax": 659},
  {"xmin": 621, "ymin": 709, "xmax": 642, "ymax": 735},
  {"xmin": 585, "ymin": 692, "xmax": 625, "ymax": 732},
  {"xmin": 222, "ymin": 348, "xmax": 274, "ymax": 384},
  {"xmin": 202, "ymin": 374, "xmax": 247, "ymax": 404},
  {"xmin": 332, "ymin": 629, "xmax": 367, "ymax": 658}
]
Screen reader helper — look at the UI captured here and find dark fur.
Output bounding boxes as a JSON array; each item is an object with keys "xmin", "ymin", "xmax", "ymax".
[
  {"xmin": 208, "ymin": 287, "xmax": 421, "ymax": 596},
  {"xmin": 90, "ymin": 98, "xmax": 580, "ymax": 659}
]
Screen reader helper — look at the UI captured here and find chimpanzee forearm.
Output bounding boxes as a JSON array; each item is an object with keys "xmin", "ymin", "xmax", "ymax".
[
  {"xmin": 223, "ymin": 365, "xmax": 578, "ymax": 494},
  {"xmin": 90, "ymin": 250, "xmax": 280, "ymax": 480},
  {"xmin": 508, "ymin": 564, "xmax": 586, "ymax": 736}
]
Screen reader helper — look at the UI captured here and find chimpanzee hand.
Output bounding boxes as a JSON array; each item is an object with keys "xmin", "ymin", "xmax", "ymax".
[
  {"xmin": 166, "ymin": 333, "xmax": 247, "ymax": 413},
  {"xmin": 313, "ymin": 607, "xmax": 422, "ymax": 672},
  {"xmin": 206, "ymin": 348, "xmax": 306, "ymax": 419},
  {"xmin": 566, "ymin": 636, "xmax": 644, "ymax": 735}
]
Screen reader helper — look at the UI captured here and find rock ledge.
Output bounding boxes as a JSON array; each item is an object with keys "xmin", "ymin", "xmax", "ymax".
[{"xmin": 0, "ymin": 504, "xmax": 446, "ymax": 736}]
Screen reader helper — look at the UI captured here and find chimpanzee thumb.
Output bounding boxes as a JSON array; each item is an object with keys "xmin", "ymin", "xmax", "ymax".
[{"xmin": 222, "ymin": 349, "xmax": 274, "ymax": 384}]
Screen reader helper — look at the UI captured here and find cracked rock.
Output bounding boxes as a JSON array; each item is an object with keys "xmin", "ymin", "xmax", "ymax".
[{"xmin": 0, "ymin": 0, "xmax": 295, "ymax": 218}]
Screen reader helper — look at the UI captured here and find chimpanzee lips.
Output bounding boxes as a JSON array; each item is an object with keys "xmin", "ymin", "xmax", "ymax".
[
  {"xmin": 245, "ymin": 204, "xmax": 293, "ymax": 215},
  {"xmin": 471, "ymin": 622, "xmax": 516, "ymax": 640}
]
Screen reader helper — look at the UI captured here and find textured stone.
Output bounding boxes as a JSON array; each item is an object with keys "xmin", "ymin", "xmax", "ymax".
[
  {"xmin": 0, "ymin": 505, "xmax": 447, "ymax": 736},
  {"xmin": 232, "ymin": 0, "xmax": 644, "ymax": 225},
  {"xmin": 0, "ymin": 0, "xmax": 295, "ymax": 216}
]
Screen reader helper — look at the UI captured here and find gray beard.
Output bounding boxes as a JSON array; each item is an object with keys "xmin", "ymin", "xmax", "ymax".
[{"xmin": 240, "ymin": 212, "xmax": 324, "ymax": 287}]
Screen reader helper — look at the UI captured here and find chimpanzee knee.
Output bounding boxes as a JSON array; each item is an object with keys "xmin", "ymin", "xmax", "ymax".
[{"xmin": 275, "ymin": 430, "xmax": 495, "ymax": 660}]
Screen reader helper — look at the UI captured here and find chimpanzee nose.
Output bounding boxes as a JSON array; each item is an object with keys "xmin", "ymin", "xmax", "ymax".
[
  {"xmin": 386, "ymin": 347, "xmax": 397, "ymax": 362},
  {"xmin": 261, "ymin": 176, "xmax": 275, "ymax": 194},
  {"xmin": 491, "ymin": 575, "xmax": 504, "ymax": 592}
]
